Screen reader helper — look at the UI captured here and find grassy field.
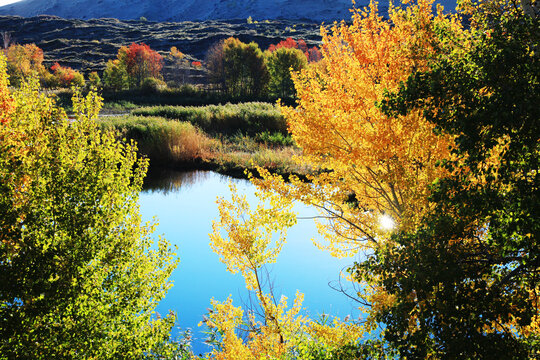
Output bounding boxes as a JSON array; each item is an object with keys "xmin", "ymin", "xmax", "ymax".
[{"xmin": 132, "ymin": 102, "xmax": 287, "ymax": 135}]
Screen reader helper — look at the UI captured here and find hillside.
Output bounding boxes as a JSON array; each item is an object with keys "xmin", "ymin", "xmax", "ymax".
[
  {"xmin": 0, "ymin": 15, "xmax": 321, "ymax": 73},
  {"xmin": 0, "ymin": 0, "xmax": 359, "ymax": 22}
]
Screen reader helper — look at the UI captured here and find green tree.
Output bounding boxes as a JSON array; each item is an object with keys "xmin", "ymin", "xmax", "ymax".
[
  {"xmin": 221, "ymin": 37, "xmax": 269, "ymax": 98},
  {"xmin": 266, "ymin": 47, "xmax": 307, "ymax": 100},
  {"xmin": 363, "ymin": 1, "xmax": 540, "ymax": 357},
  {"xmin": 0, "ymin": 56, "xmax": 178, "ymax": 359},
  {"xmin": 103, "ymin": 58, "xmax": 129, "ymax": 91},
  {"xmin": 88, "ymin": 71, "xmax": 102, "ymax": 88}
]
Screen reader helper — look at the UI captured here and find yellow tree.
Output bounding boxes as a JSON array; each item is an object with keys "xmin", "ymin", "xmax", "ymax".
[
  {"xmin": 207, "ymin": 0, "xmax": 467, "ymax": 357},
  {"xmin": 207, "ymin": 181, "xmax": 365, "ymax": 359},
  {"xmin": 208, "ymin": 182, "xmax": 299, "ymax": 359},
  {"xmin": 4, "ymin": 43, "xmax": 47, "ymax": 87},
  {"xmin": 277, "ymin": 0, "xmax": 464, "ymax": 250},
  {"xmin": 248, "ymin": 1, "xmax": 466, "ymax": 326}
]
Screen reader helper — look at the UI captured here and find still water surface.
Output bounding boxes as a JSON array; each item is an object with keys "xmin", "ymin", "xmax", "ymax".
[{"xmin": 140, "ymin": 170, "xmax": 360, "ymax": 355}]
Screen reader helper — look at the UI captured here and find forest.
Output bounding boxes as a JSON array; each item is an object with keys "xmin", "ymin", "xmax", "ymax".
[{"xmin": 0, "ymin": 0, "xmax": 538, "ymax": 358}]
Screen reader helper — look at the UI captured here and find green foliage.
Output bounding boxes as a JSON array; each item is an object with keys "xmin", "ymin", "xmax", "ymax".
[
  {"xmin": 101, "ymin": 85, "xmax": 252, "ymax": 108},
  {"xmin": 363, "ymin": 2, "xmax": 540, "ymax": 358},
  {"xmin": 208, "ymin": 37, "xmax": 270, "ymax": 98},
  {"xmin": 104, "ymin": 58, "xmax": 129, "ymax": 91},
  {"xmin": 0, "ymin": 63, "xmax": 179, "ymax": 358},
  {"xmin": 141, "ymin": 76, "xmax": 167, "ymax": 93},
  {"xmin": 266, "ymin": 47, "xmax": 307, "ymax": 100},
  {"xmin": 255, "ymin": 130, "xmax": 294, "ymax": 146},
  {"xmin": 297, "ymin": 340, "xmax": 399, "ymax": 360},
  {"xmin": 132, "ymin": 102, "xmax": 287, "ymax": 135}
]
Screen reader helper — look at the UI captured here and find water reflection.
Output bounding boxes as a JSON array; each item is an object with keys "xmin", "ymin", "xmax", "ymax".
[
  {"xmin": 139, "ymin": 169, "xmax": 359, "ymax": 355},
  {"xmin": 144, "ymin": 168, "xmax": 232, "ymax": 194}
]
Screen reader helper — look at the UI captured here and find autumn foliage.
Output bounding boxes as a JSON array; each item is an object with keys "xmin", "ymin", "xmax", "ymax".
[
  {"xmin": 120, "ymin": 42, "xmax": 163, "ymax": 87},
  {"xmin": 267, "ymin": 37, "xmax": 322, "ymax": 62},
  {"xmin": 4, "ymin": 43, "xmax": 46, "ymax": 86},
  {"xmin": 50, "ymin": 62, "xmax": 85, "ymax": 87},
  {"xmin": 277, "ymin": 0, "xmax": 460, "ymax": 253},
  {"xmin": 207, "ymin": 0, "xmax": 539, "ymax": 358},
  {"xmin": 0, "ymin": 57, "xmax": 14, "ymax": 124},
  {"xmin": 203, "ymin": 0, "xmax": 540, "ymax": 357}
]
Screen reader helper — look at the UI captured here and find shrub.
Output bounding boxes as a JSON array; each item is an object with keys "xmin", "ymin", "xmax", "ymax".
[
  {"xmin": 87, "ymin": 71, "xmax": 101, "ymax": 88},
  {"xmin": 141, "ymin": 76, "xmax": 167, "ymax": 93},
  {"xmin": 50, "ymin": 62, "xmax": 85, "ymax": 88}
]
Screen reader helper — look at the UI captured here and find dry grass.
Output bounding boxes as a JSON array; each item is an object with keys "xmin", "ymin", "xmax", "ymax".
[{"xmin": 98, "ymin": 115, "xmax": 217, "ymax": 165}]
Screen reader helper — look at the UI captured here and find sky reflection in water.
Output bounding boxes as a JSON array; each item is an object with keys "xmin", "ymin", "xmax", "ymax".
[{"xmin": 140, "ymin": 169, "xmax": 361, "ymax": 355}]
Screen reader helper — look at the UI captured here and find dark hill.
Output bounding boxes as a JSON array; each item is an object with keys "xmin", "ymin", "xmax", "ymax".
[{"xmin": 0, "ymin": 15, "xmax": 321, "ymax": 73}]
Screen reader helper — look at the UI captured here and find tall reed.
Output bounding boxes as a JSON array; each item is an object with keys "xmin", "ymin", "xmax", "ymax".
[
  {"xmin": 132, "ymin": 102, "xmax": 287, "ymax": 135},
  {"xmin": 99, "ymin": 116, "xmax": 215, "ymax": 165}
]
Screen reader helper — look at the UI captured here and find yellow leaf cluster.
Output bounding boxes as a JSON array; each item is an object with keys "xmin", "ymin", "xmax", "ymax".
[
  {"xmin": 276, "ymin": 0, "xmax": 465, "ymax": 255},
  {"xmin": 210, "ymin": 182, "xmax": 297, "ymax": 290},
  {"xmin": 207, "ymin": 176, "xmax": 370, "ymax": 358}
]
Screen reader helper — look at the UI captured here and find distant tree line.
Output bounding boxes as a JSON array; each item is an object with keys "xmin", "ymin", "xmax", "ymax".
[
  {"xmin": 3, "ymin": 43, "xmax": 86, "ymax": 88},
  {"xmin": 2, "ymin": 36, "xmax": 322, "ymax": 101}
]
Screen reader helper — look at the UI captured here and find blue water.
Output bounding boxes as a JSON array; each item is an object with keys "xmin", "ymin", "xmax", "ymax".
[{"xmin": 139, "ymin": 170, "xmax": 361, "ymax": 355}]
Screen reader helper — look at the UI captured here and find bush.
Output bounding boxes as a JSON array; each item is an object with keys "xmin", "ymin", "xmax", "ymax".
[
  {"xmin": 141, "ymin": 77, "xmax": 167, "ymax": 93},
  {"xmin": 0, "ymin": 58, "xmax": 178, "ymax": 358},
  {"xmin": 50, "ymin": 62, "xmax": 85, "ymax": 88},
  {"xmin": 87, "ymin": 71, "xmax": 101, "ymax": 88}
]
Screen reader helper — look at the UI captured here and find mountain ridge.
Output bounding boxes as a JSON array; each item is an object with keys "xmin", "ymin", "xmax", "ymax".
[
  {"xmin": 0, "ymin": 0, "xmax": 456, "ymax": 22},
  {"xmin": 0, "ymin": 0, "xmax": 355, "ymax": 22}
]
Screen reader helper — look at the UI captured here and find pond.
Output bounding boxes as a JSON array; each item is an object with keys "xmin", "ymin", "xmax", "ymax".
[{"xmin": 140, "ymin": 169, "xmax": 361, "ymax": 355}]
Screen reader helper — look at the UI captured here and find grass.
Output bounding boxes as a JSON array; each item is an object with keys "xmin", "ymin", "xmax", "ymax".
[
  {"xmin": 101, "ymin": 100, "xmax": 138, "ymax": 113},
  {"xmin": 132, "ymin": 102, "xmax": 287, "ymax": 135},
  {"xmin": 98, "ymin": 116, "xmax": 216, "ymax": 166},
  {"xmin": 98, "ymin": 113, "xmax": 308, "ymax": 178},
  {"xmin": 255, "ymin": 131, "xmax": 294, "ymax": 147}
]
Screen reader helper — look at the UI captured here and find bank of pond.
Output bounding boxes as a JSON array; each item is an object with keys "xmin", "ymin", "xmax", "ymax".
[{"xmin": 98, "ymin": 102, "xmax": 310, "ymax": 179}]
